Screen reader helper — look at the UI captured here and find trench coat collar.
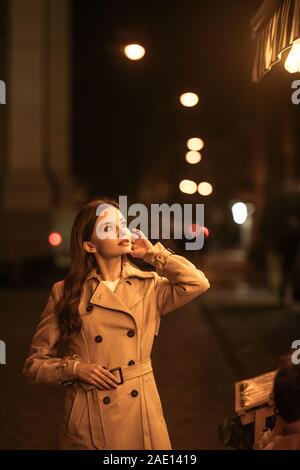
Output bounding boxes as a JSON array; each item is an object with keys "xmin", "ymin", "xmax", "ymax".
[
  {"xmin": 85, "ymin": 259, "xmax": 155, "ymax": 323},
  {"xmin": 85, "ymin": 257, "xmax": 155, "ymax": 283}
]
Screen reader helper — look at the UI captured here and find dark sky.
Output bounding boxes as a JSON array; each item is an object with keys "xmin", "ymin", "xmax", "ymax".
[{"xmin": 72, "ymin": 0, "xmax": 262, "ymax": 206}]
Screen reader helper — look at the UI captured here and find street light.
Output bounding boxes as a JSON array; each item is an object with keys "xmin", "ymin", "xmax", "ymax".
[
  {"xmin": 231, "ymin": 202, "xmax": 247, "ymax": 224},
  {"xmin": 185, "ymin": 151, "xmax": 201, "ymax": 164},
  {"xmin": 180, "ymin": 92, "xmax": 199, "ymax": 107},
  {"xmin": 124, "ymin": 44, "xmax": 146, "ymax": 61},
  {"xmin": 187, "ymin": 137, "xmax": 204, "ymax": 151},
  {"xmin": 179, "ymin": 179, "xmax": 198, "ymax": 194},
  {"xmin": 284, "ymin": 38, "xmax": 300, "ymax": 73},
  {"xmin": 198, "ymin": 182, "xmax": 213, "ymax": 196}
]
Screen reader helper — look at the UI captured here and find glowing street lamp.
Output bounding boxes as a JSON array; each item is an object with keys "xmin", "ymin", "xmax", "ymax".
[
  {"xmin": 185, "ymin": 151, "xmax": 201, "ymax": 164},
  {"xmin": 198, "ymin": 182, "xmax": 213, "ymax": 196},
  {"xmin": 124, "ymin": 44, "xmax": 145, "ymax": 61},
  {"xmin": 179, "ymin": 179, "xmax": 198, "ymax": 194},
  {"xmin": 180, "ymin": 92, "xmax": 199, "ymax": 107},
  {"xmin": 231, "ymin": 202, "xmax": 248, "ymax": 224},
  {"xmin": 187, "ymin": 137, "xmax": 204, "ymax": 151}
]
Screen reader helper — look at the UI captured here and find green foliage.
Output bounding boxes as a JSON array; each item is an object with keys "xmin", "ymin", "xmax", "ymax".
[{"xmin": 218, "ymin": 416, "xmax": 253, "ymax": 450}]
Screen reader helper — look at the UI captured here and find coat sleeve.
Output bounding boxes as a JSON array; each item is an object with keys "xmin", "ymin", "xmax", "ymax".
[
  {"xmin": 142, "ymin": 241, "xmax": 210, "ymax": 320},
  {"xmin": 22, "ymin": 282, "xmax": 81, "ymax": 386}
]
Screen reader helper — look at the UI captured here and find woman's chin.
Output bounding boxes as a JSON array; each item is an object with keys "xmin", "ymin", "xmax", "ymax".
[{"xmin": 117, "ymin": 243, "xmax": 133, "ymax": 254}]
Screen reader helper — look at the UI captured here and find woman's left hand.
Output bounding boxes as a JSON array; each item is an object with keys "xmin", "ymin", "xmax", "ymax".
[{"xmin": 130, "ymin": 228, "xmax": 154, "ymax": 258}]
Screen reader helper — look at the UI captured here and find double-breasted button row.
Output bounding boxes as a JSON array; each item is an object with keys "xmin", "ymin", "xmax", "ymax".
[
  {"xmin": 103, "ymin": 390, "xmax": 138, "ymax": 405},
  {"xmin": 95, "ymin": 330, "xmax": 135, "ymax": 343},
  {"xmin": 95, "ymin": 331, "xmax": 135, "ymax": 343}
]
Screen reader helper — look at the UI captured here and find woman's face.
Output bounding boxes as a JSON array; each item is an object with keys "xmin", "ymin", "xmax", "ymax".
[{"xmin": 89, "ymin": 205, "xmax": 133, "ymax": 258}]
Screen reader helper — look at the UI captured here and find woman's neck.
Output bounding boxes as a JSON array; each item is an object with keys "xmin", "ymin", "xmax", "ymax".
[{"xmin": 94, "ymin": 254, "xmax": 122, "ymax": 281}]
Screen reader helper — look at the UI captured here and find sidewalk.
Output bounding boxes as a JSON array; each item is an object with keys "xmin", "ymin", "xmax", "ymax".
[{"xmin": 197, "ymin": 249, "xmax": 300, "ymax": 380}]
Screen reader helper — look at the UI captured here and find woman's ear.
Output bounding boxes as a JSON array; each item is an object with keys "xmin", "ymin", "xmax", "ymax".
[{"xmin": 83, "ymin": 241, "xmax": 97, "ymax": 253}]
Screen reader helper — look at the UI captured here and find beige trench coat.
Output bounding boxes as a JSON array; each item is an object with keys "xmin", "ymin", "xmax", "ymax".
[{"xmin": 23, "ymin": 241, "xmax": 210, "ymax": 450}]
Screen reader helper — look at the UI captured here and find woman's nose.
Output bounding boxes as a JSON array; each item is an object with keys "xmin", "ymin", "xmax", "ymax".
[{"xmin": 118, "ymin": 225, "xmax": 128, "ymax": 239}]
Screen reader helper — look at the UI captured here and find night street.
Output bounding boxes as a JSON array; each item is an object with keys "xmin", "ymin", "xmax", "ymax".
[{"xmin": 1, "ymin": 0, "xmax": 300, "ymax": 459}]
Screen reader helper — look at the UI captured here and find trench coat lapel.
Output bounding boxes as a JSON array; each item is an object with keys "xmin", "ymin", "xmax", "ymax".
[
  {"xmin": 89, "ymin": 278, "xmax": 142, "ymax": 316},
  {"xmin": 86, "ymin": 259, "xmax": 154, "ymax": 322}
]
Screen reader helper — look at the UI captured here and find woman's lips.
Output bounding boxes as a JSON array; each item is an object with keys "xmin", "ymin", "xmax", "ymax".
[{"xmin": 118, "ymin": 240, "xmax": 131, "ymax": 246}]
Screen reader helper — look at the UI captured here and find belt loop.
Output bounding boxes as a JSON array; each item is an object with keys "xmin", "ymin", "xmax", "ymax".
[{"xmin": 87, "ymin": 389, "xmax": 106, "ymax": 449}]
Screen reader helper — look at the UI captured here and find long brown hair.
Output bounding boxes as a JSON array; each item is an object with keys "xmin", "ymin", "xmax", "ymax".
[{"xmin": 55, "ymin": 197, "xmax": 129, "ymax": 354}]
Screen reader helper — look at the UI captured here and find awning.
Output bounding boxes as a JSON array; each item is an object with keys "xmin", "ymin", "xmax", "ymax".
[{"xmin": 251, "ymin": 0, "xmax": 300, "ymax": 82}]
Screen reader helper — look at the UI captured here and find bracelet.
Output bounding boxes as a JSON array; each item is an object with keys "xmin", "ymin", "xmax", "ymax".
[{"xmin": 73, "ymin": 360, "xmax": 81, "ymax": 377}]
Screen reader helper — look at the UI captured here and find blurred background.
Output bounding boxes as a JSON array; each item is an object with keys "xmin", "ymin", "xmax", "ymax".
[{"xmin": 1, "ymin": 0, "xmax": 300, "ymax": 450}]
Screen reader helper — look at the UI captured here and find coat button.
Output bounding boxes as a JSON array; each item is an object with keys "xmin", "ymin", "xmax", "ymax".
[
  {"xmin": 131, "ymin": 389, "xmax": 138, "ymax": 397},
  {"xmin": 128, "ymin": 360, "xmax": 135, "ymax": 366},
  {"xmin": 86, "ymin": 304, "xmax": 94, "ymax": 312},
  {"xmin": 95, "ymin": 335, "xmax": 103, "ymax": 343},
  {"xmin": 127, "ymin": 329, "xmax": 135, "ymax": 338},
  {"xmin": 103, "ymin": 396, "xmax": 111, "ymax": 404}
]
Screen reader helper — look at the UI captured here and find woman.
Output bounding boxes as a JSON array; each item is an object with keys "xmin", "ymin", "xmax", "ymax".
[{"xmin": 23, "ymin": 197, "xmax": 210, "ymax": 450}]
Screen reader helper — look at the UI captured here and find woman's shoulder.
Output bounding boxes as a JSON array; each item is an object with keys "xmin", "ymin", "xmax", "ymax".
[
  {"xmin": 122, "ymin": 259, "xmax": 157, "ymax": 281},
  {"xmin": 51, "ymin": 279, "xmax": 65, "ymax": 299}
]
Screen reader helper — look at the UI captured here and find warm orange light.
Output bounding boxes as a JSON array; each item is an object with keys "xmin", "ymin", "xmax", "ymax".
[
  {"xmin": 284, "ymin": 39, "xmax": 300, "ymax": 73},
  {"xmin": 48, "ymin": 232, "xmax": 63, "ymax": 247},
  {"xmin": 124, "ymin": 44, "xmax": 145, "ymax": 61},
  {"xmin": 179, "ymin": 179, "xmax": 197, "ymax": 194},
  {"xmin": 198, "ymin": 182, "xmax": 213, "ymax": 196},
  {"xmin": 185, "ymin": 151, "xmax": 201, "ymax": 164},
  {"xmin": 179, "ymin": 92, "xmax": 199, "ymax": 107},
  {"xmin": 187, "ymin": 137, "xmax": 204, "ymax": 151}
]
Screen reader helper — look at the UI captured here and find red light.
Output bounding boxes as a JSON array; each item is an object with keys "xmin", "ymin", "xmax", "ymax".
[
  {"xmin": 201, "ymin": 226, "xmax": 209, "ymax": 238},
  {"xmin": 188, "ymin": 224, "xmax": 209, "ymax": 238},
  {"xmin": 48, "ymin": 232, "xmax": 63, "ymax": 247}
]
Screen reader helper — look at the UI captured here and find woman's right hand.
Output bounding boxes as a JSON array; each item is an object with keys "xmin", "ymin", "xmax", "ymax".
[{"xmin": 75, "ymin": 362, "xmax": 119, "ymax": 390}]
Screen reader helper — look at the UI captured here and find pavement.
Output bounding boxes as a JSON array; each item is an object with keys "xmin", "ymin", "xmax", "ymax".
[{"xmin": 1, "ymin": 249, "xmax": 299, "ymax": 450}]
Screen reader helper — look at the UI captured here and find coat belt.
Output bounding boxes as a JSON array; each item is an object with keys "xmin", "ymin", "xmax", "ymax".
[
  {"xmin": 110, "ymin": 357, "xmax": 153, "ymax": 383},
  {"xmin": 74, "ymin": 357, "xmax": 152, "ymax": 392},
  {"xmin": 71, "ymin": 358, "xmax": 153, "ymax": 449}
]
